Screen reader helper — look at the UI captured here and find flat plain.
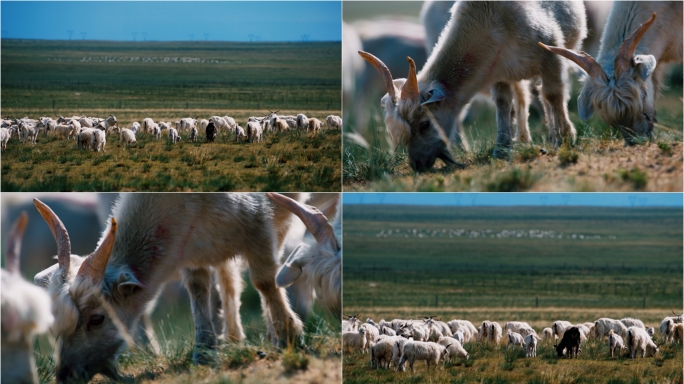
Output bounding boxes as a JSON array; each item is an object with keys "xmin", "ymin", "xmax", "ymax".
[
  {"xmin": 343, "ymin": 204, "xmax": 683, "ymax": 383},
  {"xmin": 1, "ymin": 39, "xmax": 341, "ymax": 191}
]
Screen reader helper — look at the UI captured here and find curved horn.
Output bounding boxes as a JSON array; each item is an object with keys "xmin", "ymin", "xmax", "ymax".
[
  {"xmin": 614, "ymin": 13, "xmax": 656, "ymax": 78},
  {"xmin": 77, "ymin": 218, "xmax": 117, "ymax": 284},
  {"xmin": 673, "ymin": 311, "xmax": 682, "ymax": 317},
  {"xmin": 5, "ymin": 212, "xmax": 28, "ymax": 275},
  {"xmin": 34, "ymin": 199, "xmax": 72, "ymax": 273},
  {"xmin": 401, "ymin": 56, "xmax": 420, "ymax": 102},
  {"xmin": 538, "ymin": 42, "xmax": 606, "ymax": 81},
  {"xmin": 358, "ymin": 50, "xmax": 398, "ymax": 101},
  {"xmin": 266, "ymin": 193, "xmax": 339, "ymax": 252}
]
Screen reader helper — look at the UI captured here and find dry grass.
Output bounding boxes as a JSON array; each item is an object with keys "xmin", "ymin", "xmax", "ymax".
[{"xmin": 1, "ymin": 109, "xmax": 341, "ymax": 192}]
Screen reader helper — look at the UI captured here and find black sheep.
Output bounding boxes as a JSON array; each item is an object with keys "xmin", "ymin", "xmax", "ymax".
[
  {"xmin": 206, "ymin": 122, "xmax": 217, "ymax": 142},
  {"xmin": 554, "ymin": 326, "xmax": 581, "ymax": 358}
]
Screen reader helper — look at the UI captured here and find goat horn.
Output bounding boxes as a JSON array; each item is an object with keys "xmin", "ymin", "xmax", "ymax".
[
  {"xmin": 401, "ymin": 56, "xmax": 420, "ymax": 102},
  {"xmin": 538, "ymin": 42, "xmax": 606, "ymax": 81},
  {"xmin": 614, "ymin": 13, "xmax": 656, "ymax": 78},
  {"xmin": 673, "ymin": 311, "xmax": 682, "ymax": 317},
  {"xmin": 5, "ymin": 212, "xmax": 28, "ymax": 275},
  {"xmin": 359, "ymin": 50, "xmax": 398, "ymax": 101},
  {"xmin": 266, "ymin": 193, "xmax": 339, "ymax": 252},
  {"xmin": 34, "ymin": 199, "xmax": 72, "ymax": 274},
  {"xmin": 77, "ymin": 218, "xmax": 117, "ymax": 284}
]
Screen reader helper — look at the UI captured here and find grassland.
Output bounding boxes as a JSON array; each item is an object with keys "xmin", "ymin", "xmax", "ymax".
[
  {"xmin": 342, "ymin": 204, "xmax": 683, "ymax": 383},
  {"xmin": 343, "ymin": 66, "xmax": 683, "ymax": 191},
  {"xmin": 1, "ymin": 39, "xmax": 341, "ymax": 191},
  {"xmin": 34, "ymin": 275, "xmax": 341, "ymax": 384}
]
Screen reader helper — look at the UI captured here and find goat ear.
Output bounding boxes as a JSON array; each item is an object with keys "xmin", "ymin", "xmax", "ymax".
[
  {"xmin": 577, "ymin": 87, "xmax": 594, "ymax": 120},
  {"xmin": 275, "ymin": 244, "xmax": 310, "ymax": 287},
  {"xmin": 632, "ymin": 54, "xmax": 656, "ymax": 80},
  {"xmin": 421, "ymin": 86, "xmax": 446, "ymax": 105},
  {"xmin": 34, "ymin": 263, "xmax": 60, "ymax": 287},
  {"xmin": 116, "ymin": 272, "xmax": 143, "ymax": 298}
]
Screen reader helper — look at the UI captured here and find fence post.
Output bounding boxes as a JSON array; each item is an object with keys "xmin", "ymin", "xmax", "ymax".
[
  {"xmin": 435, "ymin": 294, "xmax": 438, "ymax": 308},
  {"xmin": 643, "ymin": 296, "xmax": 646, "ymax": 309},
  {"xmin": 536, "ymin": 296, "xmax": 539, "ymax": 308},
  {"xmin": 186, "ymin": 101, "xmax": 189, "ymax": 109}
]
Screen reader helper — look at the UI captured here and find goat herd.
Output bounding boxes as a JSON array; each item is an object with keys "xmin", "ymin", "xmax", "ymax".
[
  {"xmin": 343, "ymin": 314, "xmax": 684, "ymax": 373},
  {"xmin": 1, "ymin": 193, "xmax": 341, "ymax": 383},
  {"xmin": 0, "ymin": 112, "xmax": 343, "ymax": 152}
]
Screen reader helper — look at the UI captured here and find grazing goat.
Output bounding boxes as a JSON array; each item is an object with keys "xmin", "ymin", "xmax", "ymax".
[
  {"xmin": 360, "ymin": 1, "xmax": 587, "ymax": 170},
  {"xmin": 2, "ymin": 213, "xmax": 54, "ymax": 384},
  {"xmin": 552, "ymin": 320, "xmax": 573, "ymax": 340},
  {"xmin": 447, "ymin": 319, "xmax": 478, "ymax": 342},
  {"xmin": 246, "ymin": 121, "xmax": 263, "ymax": 143},
  {"xmin": 540, "ymin": 2, "xmax": 682, "ymax": 144},
  {"xmin": 235, "ymin": 125, "xmax": 247, "ymax": 142},
  {"xmin": 626, "ymin": 326, "xmax": 658, "ymax": 358},
  {"xmin": 91, "ymin": 129, "xmax": 106, "ymax": 152},
  {"xmin": 504, "ymin": 321, "xmax": 533, "ymax": 337},
  {"xmin": 325, "ymin": 115, "xmax": 341, "ymax": 129},
  {"xmin": 659, "ymin": 312, "xmax": 682, "ymax": 342},
  {"xmin": 372, "ymin": 335, "xmax": 403, "ymax": 369},
  {"xmin": 594, "ymin": 318, "xmax": 628, "ymax": 339},
  {"xmin": 541, "ymin": 327, "xmax": 554, "ymax": 342},
  {"xmin": 399, "ymin": 341, "xmax": 450, "ymax": 372},
  {"xmin": 168, "ymin": 127, "xmax": 181, "ymax": 144},
  {"xmin": 269, "ymin": 193, "xmax": 341, "ymax": 319},
  {"xmin": 507, "ymin": 331, "xmax": 525, "ymax": 352},
  {"xmin": 438, "ymin": 336, "xmax": 468, "ymax": 362},
  {"xmin": 621, "ymin": 317, "xmax": 645, "ymax": 329},
  {"xmin": 479, "ymin": 320, "xmax": 503, "ymax": 344},
  {"xmin": 190, "ymin": 126, "xmax": 198, "ymax": 142},
  {"xmin": 130, "ymin": 122, "xmax": 140, "ymax": 134},
  {"xmin": 307, "ymin": 117, "xmax": 322, "ymax": 133},
  {"xmin": 608, "ymin": 329, "xmax": 626, "ymax": 357},
  {"xmin": 142, "ymin": 118, "xmax": 157, "ymax": 134},
  {"xmin": 360, "ymin": 323, "xmax": 380, "ymax": 352},
  {"xmin": 555, "ymin": 326, "xmax": 581, "ymax": 358},
  {"xmin": 296, "ymin": 114, "xmax": 309, "ymax": 130},
  {"xmin": 32, "ymin": 194, "xmax": 304, "ymax": 382},
  {"xmin": 119, "ymin": 128, "xmax": 136, "ymax": 147}
]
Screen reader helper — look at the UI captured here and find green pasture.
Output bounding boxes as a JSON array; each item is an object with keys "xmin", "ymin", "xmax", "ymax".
[{"xmin": 1, "ymin": 39, "xmax": 341, "ymax": 112}]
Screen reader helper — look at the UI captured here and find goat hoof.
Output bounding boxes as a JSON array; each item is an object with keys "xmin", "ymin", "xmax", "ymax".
[{"xmin": 492, "ymin": 146, "xmax": 511, "ymax": 160}]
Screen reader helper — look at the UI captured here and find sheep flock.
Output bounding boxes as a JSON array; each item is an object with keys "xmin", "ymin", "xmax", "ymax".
[
  {"xmin": 343, "ymin": 313, "xmax": 683, "ymax": 374},
  {"xmin": 0, "ymin": 112, "xmax": 342, "ymax": 152}
]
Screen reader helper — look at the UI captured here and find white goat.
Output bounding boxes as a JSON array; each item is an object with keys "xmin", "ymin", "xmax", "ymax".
[
  {"xmin": 660, "ymin": 312, "xmax": 683, "ymax": 342},
  {"xmin": 626, "ymin": 326, "xmax": 659, "ymax": 358},
  {"xmin": 1, "ymin": 213, "xmax": 54, "ymax": 384},
  {"xmin": 552, "ymin": 320, "xmax": 574, "ymax": 340},
  {"xmin": 540, "ymin": 2, "xmax": 682, "ymax": 144},
  {"xmin": 372, "ymin": 336, "xmax": 403, "ymax": 369},
  {"xmin": 246, "ymin": 121, "xmax": 263, "ymax": 143},
  {"xmin": 504, "ymin": 321, "xmax": 533, "ymax": 337},
  {"xmin": 594, "ymin": 318, "xmax": 628, "ymax": 339},
  {"xmin": 541, "ymin": 327, "xmax": 554, "ymax": 342},
  {"xmin": 32, "ymin": 194, "xmax": 304, "ymax": 382},
  {"xmin": 325, "ymin": 115, "xmax": 341, "ymax": 129},
  {"xmin": 507, "ymin": 331, "xmax": 525, "ymax": 352},
  {"xmin": 153, "ymin": 126, "xmax": 161, "ymax": 140},
  {"xmin": 130, "ymin": 122, "xmax": 140, "ymax": 134},
  {"xmin": 392, "ymin": 336, "xmax": 413, "ymax": 371},
  {"xmin": 437, "ymin": 336, "xmax": 468, "ymax": 362},
  {"xmin": 479, "ymin": 320, "xmax": 503, "ymax": 344},
  {"xmin": 20, "ymin": 121, "xmax": 38, "ymax": 145},
  {"xmin": 77, "ymin": 128, "xmax": 95, "ymax": 150},
  {"xmin": 360, "ymin": 323, "xmax": 380, "ymax": 353},
  {"xmin": 91, "ymin": 129, "xmax": 106, "ymax": 152},
  {"xmin": 190, "ymin": 126, "xmax": 198, "ymax": 142},
  {"xmin": 360, "ymin": 1, "xmax": 587, "ymax": 170},
  {"xmin": 343, "ymin": 328, "xmax": 367, "ymax": 354},
  {"xmin": 235, "ymin": 125, "xmax": 247, "ymax": 142},
  {"xmin": 168, "ymin": 127, "xmax": 181, "ymax": 144},
  {"xmin": 447, "ymin": 319, "xmax": 478, "ymax": 342},
  {"xmin": 119, "ymin": 128, "xmax": 137, "ymax": 147},
  {"xmin": 608, "ymin": 329, "xmax": 626, "ymax": 357},
  {"xmin": 1, "ymin": 128, "xmax": 10, "ymax": 150},
  {"xmin": 295, "ymin": 114, "xmax": 309, "ymax": 130},
  {"xmin": 142, "ymin": 118, "xmax": 157, "ymax": 134},
  {"xmin": 399, "ymin": 341, "xmax": 450, "ymax": 372}
]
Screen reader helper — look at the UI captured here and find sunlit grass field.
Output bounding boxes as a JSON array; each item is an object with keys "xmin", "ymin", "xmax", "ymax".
[{"xmin": 342, "ymin": 204, "xmax": 683, "ymax": 383}]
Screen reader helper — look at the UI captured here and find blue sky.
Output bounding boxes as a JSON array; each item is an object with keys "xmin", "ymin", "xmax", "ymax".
[
  {"xmin": 342, "ymin": 193, "xmax": 683, "ymax": 207},
  {"xmin": 1, "ymin": 1, "xmax": 341, "ymax": 42}
]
